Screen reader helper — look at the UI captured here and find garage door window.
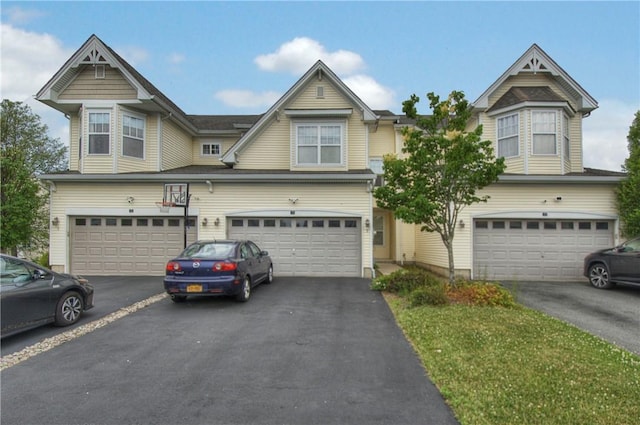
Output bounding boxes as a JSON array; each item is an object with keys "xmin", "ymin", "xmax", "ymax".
[
  {"xmin": 168, "ymin": 219, "xmax": 180, "ymax": 227},
  {"xmin": 280, "ymin": 219, "xmax": 292, "ymax": 228},
  {"xmin": 248, "ymin": 219, "xmax": 259, "ymax": 227},
  {"xmin": 153, "ymin": 219, "xmax": 164, "ymax": 226},
  {"xmin": 527, "ymin": 221, "xmax": 539, "ymax": 229},
  {"xmin": 264, "ymin": 219, "xmax": 276, "ymax": 227},
  {"xmin": 561, "ymin": 222, "xmax": 574, "ymax": 230},
  {"xmin": 493, "ymin": 221, "xmax": 505, "ymax": 229},
  {"xmin": 579, "ymin": 222, "xmax": 591, "ymax": 230},
  {"xmin": 510, "ymin": 221, "xmax": 522, "ymax": 229},
  {"xmin": 137, "ymin": 219, "xmax": 148, "ymax": 226},
  {"xmin": 345, "ymin": 220, "xmax": 357, "ymax": 228},
  {"xmin": 122, "ymin": 219, "xmax": 132, "ymax": 226},
  {"xmin": 91, "ymin": 218, "xmax": 101, "ymax": 226},
  {"xmin": 596, "ymin": 222, "xmax": 609, "ymax": 230},
  {"xmin": 313, "ymin": 220, "xmax": 324, "ymax": 228},
  {"xmin": 296, "ymin": 220, "xmax": 308, "ymax": 228},
  {"xmin": 475, "ymin": 221, "xmax": 488, "ymax": 229},
  {"xmin": 329, "ymin": 220, "xmax": 340, "ymax": 228},
  {"xmin": 106, "ymin": 218, "xmax": 117, "ymax": 226},
  {"xmin": 544, "ymin": 222, "xmax": 557, "ymax": 230}
]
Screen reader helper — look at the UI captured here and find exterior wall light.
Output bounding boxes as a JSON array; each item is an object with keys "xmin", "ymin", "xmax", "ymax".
[
  {"xmin": 52, "ymin": 217, "xmax": 60, "ymax": 226},
  {"xmin": 202, "ymin": 217, "xmax": 208, "ymax": 226},
  {"xmin": 214, "ymin": 217, "xmax": 221, "ymax": 226}
]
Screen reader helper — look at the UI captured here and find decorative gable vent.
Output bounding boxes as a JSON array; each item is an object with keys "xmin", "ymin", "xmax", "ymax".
[
  {"xmin": 80, "ymin": 47, "xmax": 108, "ymax": 65},
  {"xmin": 521, "ymin": 52, "xmax": 548, "ymax": 73},
  {"xmin": 317, "ymin": 86, "xmax": 324, "ymax": 98}
]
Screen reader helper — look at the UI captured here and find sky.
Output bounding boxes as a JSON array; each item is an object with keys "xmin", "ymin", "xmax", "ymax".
[{"xmin": 1, "ymin": 1, "xmax": 638, "ymax": 172}]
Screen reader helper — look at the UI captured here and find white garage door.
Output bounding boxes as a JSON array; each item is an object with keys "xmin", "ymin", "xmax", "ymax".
[
  {"xmin": 228, "ymin": 217, "xmax": 361, "ymax": 277},
  {"xmin": 70, "ymin": 216, "xmax": 197, "ymax": 276},
  {"xmin": 473, "ymin": 219, "xmax": 614, "ymax": 281}
]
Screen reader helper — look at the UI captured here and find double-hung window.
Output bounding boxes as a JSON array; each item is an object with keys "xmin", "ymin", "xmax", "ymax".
[
  {"xmin": 532, "ymin": 111, "xmax": 557, "ymax": 155},
  {"xmin": 122, "ymin": 114, "xmax": 145, "ymax": 159},
  {"xmin": 497, "ymin": 113, "xmax": 519, "ymax": 158},
  {"xmin": 296, "ymin": 123, "xmax": 343, "ymax": 165},
  {"xmin": 88, "ymin": 112, "xmax": 110, "ymax": 154},
  {"xmin": 201, "ymin": 142, "xmax": 221, "ymax": 157}
]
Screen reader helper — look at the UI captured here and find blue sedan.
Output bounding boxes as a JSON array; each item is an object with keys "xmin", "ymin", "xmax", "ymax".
[{"xmin": 164, "ymin": 240, "xmax": 273, "ymax": 303}]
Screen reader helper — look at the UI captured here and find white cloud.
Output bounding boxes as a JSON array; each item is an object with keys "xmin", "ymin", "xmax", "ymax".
[
  {"xmin": 214, "ymin": 89, "xmax": 282, "ymax": 109},
  {"xmin": 343, "ymin": 74, "xmax": 396, "ymax": 110},
  {"xmin": 0, "ymin": 24, "xmax": 71, "ymax": 145},
  {"xmin": 582, "ymin": 99, "xmax": 638, "ymax": 172},
  {"xmin": 3, "ymin": 6, "xmax": 45, "ymax": 25},
  {"xmin": 255, "ymin": 37, "xmax": 365, "ymax": 75}
]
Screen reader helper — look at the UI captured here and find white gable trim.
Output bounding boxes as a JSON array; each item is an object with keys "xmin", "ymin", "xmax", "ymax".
[
  {"xmin": 473, "ymin": 44, "xmax": 598, "ymax": 113},
  {"xmin": 221, "ymin": 61, "xmax": 378, "ymax": 165}
]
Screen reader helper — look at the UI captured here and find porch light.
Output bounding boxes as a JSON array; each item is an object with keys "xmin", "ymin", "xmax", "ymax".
[
  {"xmin": 52, "ymin": 217, "xmax": 60, "ymax": 226},
  {"xmin": 214, "ymin": 217, "xmax": 221, "ymax": 226}
]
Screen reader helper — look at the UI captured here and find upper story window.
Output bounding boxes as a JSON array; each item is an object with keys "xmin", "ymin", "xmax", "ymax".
[
  {"xmin": 497, "ymin": 113, "xmax": 519, "ymax": 158},
  {"xmin": 532, "ymin": 111, "xmax": 557, "ymax": 155},
  {"xmin": 369, "ymin": 158, "xmax": 385, "ymax": 186},
  {"xmin": 562, "ymin": 114, "xmax": 570, "ymax": 158},
  {"xmin": 201, "ymin": 142, "xmax": 221, "ymax": 157},
  {"xmin": 296, "ymin": 122, "xmax": 343, "ymax": 166},
  {"xmin": 88, "ymin": 112, "xmax": 110, "ymax": 155},
  {"xmin": 122, "ymin": 114, "xmax": 145, "ymax": 159}
]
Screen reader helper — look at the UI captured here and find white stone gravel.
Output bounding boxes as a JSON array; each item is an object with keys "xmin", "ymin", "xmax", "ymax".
[{"xmin": 0, "ymin": 292, "xmax": 167, "ymax": 371}]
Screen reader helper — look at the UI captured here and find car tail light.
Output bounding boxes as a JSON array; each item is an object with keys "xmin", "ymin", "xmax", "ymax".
[
  {"xmin": 213, "ymin": 261, "xmax": 237, "ymax": 271},
  {"xmin": 166, "ymin": 262, "xmax": 182, "ymax": 272}
]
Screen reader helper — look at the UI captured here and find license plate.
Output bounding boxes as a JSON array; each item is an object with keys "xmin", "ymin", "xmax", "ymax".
[{"xmin": 186, "ymin": 284, "xmax": 202, "ymax": 293}]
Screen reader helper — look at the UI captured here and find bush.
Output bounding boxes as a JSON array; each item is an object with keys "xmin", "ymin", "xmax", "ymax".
[
  {"xmin": 32, "ymin": 251, "xmax": 50, "ymax": 268},
  {"xmin": 447, "ymin": 282, "xmax": 517, "ymax": 308},
  {"xmin": 371, "ymin": 267, "xmax": 444, "ymax": 295},
  {"xmin": 409, "ymin": 285, "xmax": 449, "ymax": 307}
]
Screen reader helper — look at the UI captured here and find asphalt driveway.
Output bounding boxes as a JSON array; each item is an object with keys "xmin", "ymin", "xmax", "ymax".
[
  {"xmin": 1, "ymin": 276, "xmax": 459, "ymax": 425},
  {"xmin": 503, "ymin": 280, "xmax": 640, "ymax": 355}
]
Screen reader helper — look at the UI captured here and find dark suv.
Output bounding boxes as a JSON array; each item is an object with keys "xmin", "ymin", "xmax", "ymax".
[{"xmin": 584, "ymin": 237, "xmax": 640, "ymax": 289}]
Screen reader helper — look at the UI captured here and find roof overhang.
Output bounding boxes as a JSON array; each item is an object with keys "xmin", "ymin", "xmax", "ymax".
[{"xmin": 496, "ymin": 174, "xmax": 624, "ymax": 184}]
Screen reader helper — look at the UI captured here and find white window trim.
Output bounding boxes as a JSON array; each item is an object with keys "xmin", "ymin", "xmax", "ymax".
[
  {"xmin": 531, "ymin": 110, "xmax": 558, "ymax": 156},
  {"xmin": 496, "ymin": 112, "xmax": 520, "ymax": 158},
  {"xmin": 121, "ymin": 111, "xmax": 146, "ymax": 160},
  {"xmin": 293, "ymin": 120, "xmax": 345, "ymax": 167},
  {"xmin": 200, "ymin": 142, "xmax": 222, "ymax": 157},
  {"xmin": 562, "ymin": 114, "xmax": 570, "ymax": 160},
  {"xmin": 87, "ymin": 109, "xmax": 111, "ymax": 156}
]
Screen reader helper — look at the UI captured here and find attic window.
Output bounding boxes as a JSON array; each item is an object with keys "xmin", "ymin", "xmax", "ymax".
[
  {"xmin": 95, "ymin": 65, "xmax": 105, "ymax": 79},
  {"xmin": 317, "ymin": 86, "xmax": 324, "ymax": 98}
]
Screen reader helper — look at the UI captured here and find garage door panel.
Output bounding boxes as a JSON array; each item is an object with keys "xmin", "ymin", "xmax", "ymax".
[
  {"xmin": 70, "ymin": 216, "xmax": 197, "ymax": 276},
  {"xmin": 229, "ymin": 217, "xmax": 361, "ymax": 277},
  {"xmin": 474, "ymin": 219, "xmax": 613, "ymax": 281}
]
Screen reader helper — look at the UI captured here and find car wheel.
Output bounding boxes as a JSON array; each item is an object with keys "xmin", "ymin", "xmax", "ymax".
[
  {"xmin": 170, "ymin": 294, "xmax": 187, "ymax": 303},
  {"xmin": 55, "ymin": 292, "xmax": 84, "ymax": 326},
  {"xmin": 264, "ymin": 265, "xmax": 274, "ymax": 284},
  {"xmin": 236, "ymin": 276, "xmax": 251, "ymax": 302},
  {"xmin": 588, "ymin": 263, "xmax": 613, "ymax": 289}
]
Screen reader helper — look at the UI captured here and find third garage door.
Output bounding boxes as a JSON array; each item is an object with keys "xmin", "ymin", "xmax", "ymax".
[
  {"xmin": 228, "ymin": 217, "xmax": 361, "ymax": 277},
  {"xmin": 473, "ymin": 218, "xmax": 614, "ymax": 281}
]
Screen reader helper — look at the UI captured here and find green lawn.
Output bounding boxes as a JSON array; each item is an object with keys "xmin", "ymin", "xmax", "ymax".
[{"xmin": 384, "ymin": 294, "xmax": 640, "ymax": 425}]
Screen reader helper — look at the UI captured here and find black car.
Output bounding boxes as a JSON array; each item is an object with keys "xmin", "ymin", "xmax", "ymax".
[
  {"xmin": 584, "ymin": 237, "xmax": 640, "ymax": 289},
  {"xmin": 1, "ymin": 254, "xmax": 95, "ymax": 338},
  {"xmin": 164, "ymin": 240, "xmax": 273, "ymax": 303}
]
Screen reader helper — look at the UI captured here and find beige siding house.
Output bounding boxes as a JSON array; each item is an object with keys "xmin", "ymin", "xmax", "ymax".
[{"xmin": 37, "ymin": 36, "xmax": 624, "ymax": 280}]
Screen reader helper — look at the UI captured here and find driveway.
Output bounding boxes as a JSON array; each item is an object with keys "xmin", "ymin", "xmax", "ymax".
[
  {"xmin": 1, "ymin": 276, "xmax": 459, "ymax": 425},
  {"xmin": 502, "ymin": 280, "xmax": 640, "ymax": 355}
]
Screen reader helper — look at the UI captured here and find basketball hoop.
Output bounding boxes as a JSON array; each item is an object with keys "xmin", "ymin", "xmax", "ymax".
[{"xmin": 155, "ymin": 201, "xmax": 175, "ymax": 213}]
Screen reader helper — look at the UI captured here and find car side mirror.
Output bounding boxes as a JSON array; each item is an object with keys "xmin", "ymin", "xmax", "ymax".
[
  {"xmin": 261, "ymin": 250, "xmax": 269, "ymax": 257},
  {"xmin": 33, "ymin": 269, "xmax": 47, "ymax": 280}
]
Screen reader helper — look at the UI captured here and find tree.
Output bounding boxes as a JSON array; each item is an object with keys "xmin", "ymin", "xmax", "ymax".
[
  {"xmin": 1, "ymin": 100, "xmax": 68, "ymax": 256},
  {"xmin": 616, "ymin": 111, "xmax": 640, "ymax": 238},
  {"xmin": 374, "ymin": 91, "xmax": 506, "ymax": 284}
]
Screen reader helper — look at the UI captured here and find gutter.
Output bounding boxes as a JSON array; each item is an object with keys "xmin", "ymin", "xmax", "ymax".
[
  {"xmin": 37, "ymin": 172, "xmax": 376, "ymax": 184},
  {"xmin": 496, "ymin": 174, "xmax": 624, "ymax": 184}
]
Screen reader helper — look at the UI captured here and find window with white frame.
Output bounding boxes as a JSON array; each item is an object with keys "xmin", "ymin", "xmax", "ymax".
[
  {"xmin": 369, "ymin": 158, "xmax": 385, "ymax": 186},
  {"xmin": 563, "ymin": 114, "xmax": 570, "ymax": 159},
  {"xmin": 88, "ymin": 112, "xmax": 110, "ymax": 154},
  {"xmin": 201, "ymin": 142, "xmax": 221, "ymax": 157},
  {"xmin": 497, "ymin": 113, "xmax": 519, "ymax": 158},
  {"xmin": 296, "ymin": 122, "xmax": 343, "ymax": 165},
  {"xmin": 122, "ymin": 114, "xmax": 145, "ymax": 159},
  {"xmin": 532, "ymin": 111, "xmax": 557, "ymax": 155}
]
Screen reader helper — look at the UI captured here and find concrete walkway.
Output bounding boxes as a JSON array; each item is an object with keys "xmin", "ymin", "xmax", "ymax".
[{"xmin": 376, "ymin": 262, "xmax": 404, "ymax": 276}]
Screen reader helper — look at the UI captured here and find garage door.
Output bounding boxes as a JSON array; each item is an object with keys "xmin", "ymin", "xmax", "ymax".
[
  {"xmin": 228, "ymin": 217, "xmax": 361, "ymax": 277},
  {"xmin": 70, "ymin": 216, "xmax": 197, "ymax": 276},
  {"xmin": 474, "ymin": 219, "xmax": 614, "ymax": 281}
]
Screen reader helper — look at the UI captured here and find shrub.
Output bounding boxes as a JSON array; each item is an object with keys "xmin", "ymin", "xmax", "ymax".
[
  {"xmin": 409, "ymin": 285, "xmax": 449, "ymax": 307},
  {"xmin": 371, "ymin": 267, "xmax": 444, "ymax": 295},
  {"xmin": 446, "ymin": 282, "xmax": 517, "ymax": 308}
]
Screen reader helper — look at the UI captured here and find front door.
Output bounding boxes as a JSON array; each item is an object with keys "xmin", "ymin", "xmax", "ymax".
[{"xmin": 373, "ymin": 213, "xmax": 390, "ymax": 260}]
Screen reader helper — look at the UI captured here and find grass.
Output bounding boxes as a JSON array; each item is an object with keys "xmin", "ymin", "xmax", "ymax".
[{"xmin": 382, "ymin": 291, "xmax": 640, "ymax": 425}]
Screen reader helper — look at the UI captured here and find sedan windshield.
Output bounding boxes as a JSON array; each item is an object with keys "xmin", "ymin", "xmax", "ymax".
[{"xmin": 181, "ymin": 243, "xmax": 235, "ymax": 259}]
